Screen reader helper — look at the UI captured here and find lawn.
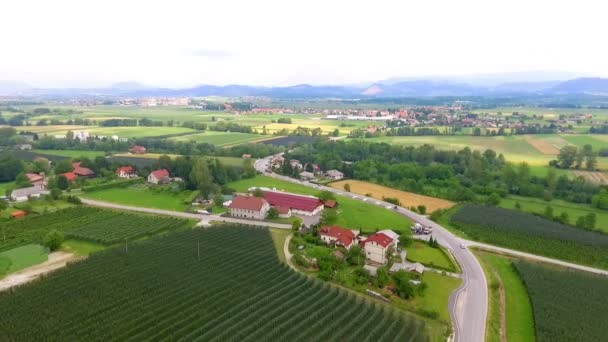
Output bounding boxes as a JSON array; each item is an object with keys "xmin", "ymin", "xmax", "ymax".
[
  {"xmin": 170, "ymin": 131, "xmax": 272, "ymax": 146},
  {"xmin": 475, "ymin": 251, "xmax": 535, "ymax": 342},
  {"xmin": 329, "ymin": 179, "xmax": 454, "ymax": 213},
  {"xmin": 410, "ymin": 272, "xmax": 461, "ymax": 322},
  {"xmin": 61, "ymin": 239, "xmax": 107, "ymax": 256},
  {"xmin": 0, "ymin": 244, "xmax": 48, "ymax": 276},
  {"xmin": 499, "ymin": 195, "xmax": 608, "ymax": 233},
  {"xmin": 228, "ymin": 175, "xmax": 412, "ymax": 233},
  {"xmin": 81, "ymin": 185, "xmax": 196, "ymax": 212},
  {"xmin": 0, "ymin": 181, "xmax": 15, "ymax": 196},
  {"xmin": 406, "ymin": 241, "xmax": 458, "ymax": 272},
  {"xmin": 269, "ymin": 228, "xmax": 291, "ymax": 263},
  {"xmin": 39, "ymin": 126, "xmax": 198, "ymax": 139},
  {"xmin": 32, "ymin": 149, "xmax": 106, "ymax": 159}
]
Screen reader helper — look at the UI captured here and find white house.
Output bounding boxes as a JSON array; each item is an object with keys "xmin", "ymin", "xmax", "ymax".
[
  {"xmin": 116, "ymin": 166, "xmax": 137, "ymax": 179},
  {"xmin": 319, "ymin": 226, "xmax": 358, "ymax": 249},
  {"xmin": 10, "ymin": 186, "xmax": 47, "ymax": 202},
  {"xmin": 148, "ymin": 169, "xmax": 170, "ymax": 184},
  {"xmin": 228, "ymin": 195, "xmax": 270, "ymax": 220},
  {"xmin": 326, "ymin": 169, "xmax": 344, "ymax": 180},
  {"xmin": 361, "ymin": 231, "xmax": 399, "ymax": 265}
]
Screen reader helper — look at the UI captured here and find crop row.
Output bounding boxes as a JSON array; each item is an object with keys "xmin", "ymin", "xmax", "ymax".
[
  {"xmin": 0, "ymin": 207, "xmax": 191, "ymax": 251},
  {"xmin": 450, "ymin": 204, "xmax": 608, "ymax": 269},
  {"xmin": 0, "ymin": 226, "xmax": 428, "ymax": 341},
  {"xmin": 514, "ymin": 261, "xmax": 608, "ymax": 342}
]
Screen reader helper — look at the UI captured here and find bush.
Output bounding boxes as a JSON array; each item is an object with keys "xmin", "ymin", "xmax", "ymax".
[
  {"xmin": 417, "ymin": 205, "xmax": 427, "ymax": 215},
  {"xmin": 382, "ymin": 197, "xmax": 401, "ymax": 206},
  {"xmin": 66, "ymin": 196, "xmax": 82, "ymax": 204},
  {"xmin": 266, "ymin": 207, "xmax": 279, "ymax": 219},
  {"xmin": 43, "ymin": 229, "xmax": 64, "ymax": 251}
]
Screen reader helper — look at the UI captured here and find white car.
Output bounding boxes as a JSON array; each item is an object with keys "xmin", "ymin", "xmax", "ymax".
[{"xmin": 459, "ymin": 243, "xmax": 466, "ymax": 249}]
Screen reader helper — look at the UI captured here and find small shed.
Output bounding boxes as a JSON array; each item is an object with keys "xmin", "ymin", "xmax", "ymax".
[{"xmin": 11, "ymin": 210, "xmax": 27, "ymax": 219}]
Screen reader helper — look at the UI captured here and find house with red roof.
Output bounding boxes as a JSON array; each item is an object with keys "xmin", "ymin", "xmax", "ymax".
[
  {"xmin": 262, "ymin": 190, "xmax": 324, "ymax": 216},
  {"xmin": 116, "ymin": 166, "xmax": 137, "ymax": 179},
  {"xmin": 72, "ymin": 162, "xmax": 95, "ymax": 177},
  {"xmin": 25, "ymin": 173, "xmax": 47, "ymax": 189},
  {"xmin": 62, "ymin": 172, "xmax": 78, "ymax": 182},
  {"xmin": 228, "ymin": 195, "xmax": 270, "ymax": 220},
  {"xmin": 148, "ymin": 169, "xmax": 170, "ymax": 184},
  {"xmin": 361, "ymin": 229, "xmax": 399, "ymax": 264},
  {"xmin": 129, "ymin": 145, "xmax": 147, "ymax": 154},
  {"xmin": 320, "ymin": 226, "xmax": 359, "ymax": 249}
]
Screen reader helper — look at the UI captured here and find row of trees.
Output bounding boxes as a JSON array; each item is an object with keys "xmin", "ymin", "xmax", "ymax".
[{"xmin": 551, "ymin": 144, "xmax": 597, "ymax": 170}]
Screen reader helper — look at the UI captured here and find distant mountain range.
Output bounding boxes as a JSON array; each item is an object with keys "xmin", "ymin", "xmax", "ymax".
[{"xmin": 3, "ymin": 77, "xmax": 608, "ymax": 98}]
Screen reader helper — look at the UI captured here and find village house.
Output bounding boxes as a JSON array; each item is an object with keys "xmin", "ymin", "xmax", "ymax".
[
  {"xmin": 10, "ymin": 186, "xmax": 48, "ymax": 202},
  {"xmin": 25, "ymin": 173, "xmax": 46, "ymax": 189},
  {"xmin": 262, "ymin": 190, "xmax": 324, "ymax": 216},
  {"xmin": 116, "ymin": 166, "xmax": 137, "ymax": 179},
  {"xmin": 129, "ymin": 145, "xmax": 147, "ymax": 154},
  {"xmin": 325, "ymin": 169, "xmax": 344, "ymax": 180},
  {"xmin": 289, "ymin": 159, "xmax": 303, "ymax": 170},
  {"xmin": 270, "ymin": 156, "xmax": 285, "ymax": 169},
  {"xmin": 72, "ymin": 162, "xmax": 95, "ymax": 178},
  {"xmin": 62, "ymin": 172, "xmax": 78, "ymax": 182},
  {"xmin": 299, "ymin": 171, "xmax": 315, "ymax": 181},
  {"xmin": 361, "ymin": 229, "xmax": 400, "ymax": 265},
  {"xmin": 148, "ymin": 169, "xmax": 170, "ymax": 184},
  {"xmin": 228, "ymin": 195, "xmax": 270, "ymax": 220},
  {"xmin": 16, "ymin": 143, "xmax": 32, "ymax": 150},
  {"xmin": 319, "ymin": 226, "xmax": 359, "ymax": 249}
]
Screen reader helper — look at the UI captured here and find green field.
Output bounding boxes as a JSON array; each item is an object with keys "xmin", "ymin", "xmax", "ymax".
[
  {"xmin": 228, "ymin": 175, "xmax": 412, "ymax": 233},
  {"xmin": 0, "ymin": 181, "xmax": 15, "ymax": 196},
  {"xmin": 82, "ymin": 185, "xmax": 197, "ymax": 212},
  {"xmin": 406, "ymin": 241, "xmax": 458, "ymax": 272},
  {"xmin": 500, "ymin": 195, "xmax": 608, "ymax": 233},
  {"xmin": 410, "ymin": 272, "xmax": 461, "ymax": 323},
  {"xmin": 475, "ymin": 251, "xmax": 535, "ymax": 342},
  {"xmin": 32, "ymin": 149, "xmax": 106, "ymax": 158},
  {"xmin": 170, "ymin": 131, "xmax": 274, "ymax": 146},
  {"xmin": 0, "ymin": 244, "xmax": 48, "ymax": 276},
  {"xmin": 0, "ymin": 226, "xmax": 429, "ymax": 341},
  {"xmin": 61, "ymin": 239, "xmax": 107, "ymax": 256}
]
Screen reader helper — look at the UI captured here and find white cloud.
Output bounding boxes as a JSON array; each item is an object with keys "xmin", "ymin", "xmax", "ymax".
[{"xmin": 0, "ymin": 0, "xmax": 606, "ymax": 87}]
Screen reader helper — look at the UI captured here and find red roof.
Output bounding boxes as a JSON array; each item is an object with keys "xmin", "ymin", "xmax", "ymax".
[
  {"xmin": 320, "ymin": 226, "xmax": 356, "ymax": 247},
  {"xmin": 25, "ymin": 173, "xmax": 44, "ymax": 183},
  {"xmin": 11, "ymin": 210, "xmax": 27, "ymax": 218},
  {"xmin": 150, "ymin": 169, "xmax": 170, "ymax": 179},
  {"xmin": 229, "ymin": 195, "xmax": 268, "ymax": 211},
  {"xmin": 324, "ymin": 200, "xmax": 337, "ymax": 208},
  {"xmin": 62, "ymin": 172, "xmax": 78, "ymax": 182},
  {"xmin": 116, "ymin": 166, "xmax": 134, "ymax": 174},
  {"xmin": 361, "ymin": 233, "xmax": 394, "ymax": 248},
  {"xmin": 263, "ymin": 191, "xmax": 323, "ymax": 213},
  {"xmin": 274, "ymin": 206, "xmax": 290, "ymax": 214},
  {"xmin": 72, "ymin": 162, "xmax": 95, "ymax": 176},
  {"xmin": 130, "ymin": 145, "xmax": 146, "ymax": 153}
]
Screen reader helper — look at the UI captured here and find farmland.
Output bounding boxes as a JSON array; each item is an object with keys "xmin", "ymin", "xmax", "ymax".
[
  {"xmin": 0, "ymin": 244, "xmax": 48, "ymax": 276},
  {"xmin": 31, "ymin": 149, "xmax": 106, "ymax": 159},
  {"xmin": 228, "ymin": 175, "xmax": 412, "ymax": 234},
  {"xmin": 0, "ymin": 226, "xmax": 429, "ymax": 341},
  {"xmin": 474, "ymin": 251, "xmax": 535, "ymax": 342},
  {"xmin": 514, "ymin": 261, "xmax": 608, "ymax": 342},
  {"xmin": 170, "ymin": 131, "xmax": 276, "ymax": 146},
  {"xmin": 499, "ymin": 195, "xmax": 608, "ymax": 233},
  {"xmin": 329, "ymin": 179, "xmax": 455, "ymax": 213},
  {"xmin": 82, "ymin": 185, "xmax": 198, "ymax": 212},
  {"xmin": 0, "ymin": 207, "xmax": 192, "ymax": 251},
  {"xmin": 449, "ymin": 204, "xmax": 608, "ymax": 269}
]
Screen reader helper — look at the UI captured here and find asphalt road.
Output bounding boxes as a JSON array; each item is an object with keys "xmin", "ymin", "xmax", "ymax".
[
  {"xmin": 81, "ymin": 199, "xmax": 292, "ymax": 229},
  {"xmin": 254, "ymin": 155, "xmax": 487, "ymax": 342}
]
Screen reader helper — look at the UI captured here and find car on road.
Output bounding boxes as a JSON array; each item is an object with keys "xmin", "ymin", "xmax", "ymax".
[{"xmin": 460, "ymin": 243, "xmax": 466, "ymax": 249}]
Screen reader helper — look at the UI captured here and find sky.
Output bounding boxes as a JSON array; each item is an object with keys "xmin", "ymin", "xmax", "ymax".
[{"xmin": 1, "ymin": 0, "xmax": 606, "ymax": 88}]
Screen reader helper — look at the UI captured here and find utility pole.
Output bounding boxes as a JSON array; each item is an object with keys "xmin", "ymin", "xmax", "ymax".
[{"xmin": 197, "ymin": 241, "xmax": 200, "ymax": 261}]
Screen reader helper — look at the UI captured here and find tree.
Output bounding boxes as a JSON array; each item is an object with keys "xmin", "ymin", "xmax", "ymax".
[
  {"xmin": 320, "ymin": 209, "xmax": 338, "ymax": 225},
  {"xmin": 486, "ymin": 193, "xmax": 501, "ymax": 206},
  {"xmin": 346, "ymin": 245, "xmax": 365, "ymax": 266},
  {"xmin": 43, "ymin": 229, "xmax": 64, "ymax": 251},
  {"xmin": 266, "ymin": 207, "xmax": 279, "ymax": 219},
  {"xmin": 291, "ymin": 217, "xmax": 303, "ymax": 232},
  {"xmin": 65, "ymin": 130, "xmax": 75, "ymax": 141},
  {"xmin": 243, "ymin": 159, "xmax": 256, "ymax": 179},
  {"xmin": 556, "ymin": 145, "xmax": 578, "ymax": 169},
  {"xmin": 343, "ymin": 183, "xmax": 351, "ymax": 192},
  {"xmin": 376, "ymin": 267, "xmax": 390, "ymax": 288},
  {"xmin": 189, "ymin": 158, "xmax": 216, "ymax": 199},
  {"xmin": 417, "ymin": 205, "xmax": 427, "ymax": 215},
  {"xmin": 514, "ymin": 201, "xmax": 522, "ymax": 210},
  {"xmin": 55, "ymin": 159, "xmax": 74, "ymax": 174},
  {"xmin": 213, "ymin": 193, "xmax": 224, "ymax": 207},
  {"xmin": 585, "ymin": 213, "xmax": 596, "ymax": 229},
  {"xmin": 585, "ymin": 153, "xmax": 597, "ymax": 171},
  {"xmin": 50, "ymin": 188, "xmax": 62, "ymax": 200},
  {"xmin": 393, "ymin": 271, "xmax": 414, "ymax": 299},
  {"xmin": 15, "ymin": 173, "xmax": 32, "ymax": 188},
  {"xmin": 543, "ymin": 206, "xmax": 554, "ymax": 219},
  {"xmin": 331, "ymin": 129, "xmax": 340, "ymax": 137},
  {"xmin": 316, "ymin": 190, "xmax": 336, "ymax": 202},
  {"xmin": 473, "ymin": 127, "xmax": 481, "ymax": 136},
  {"xmin": 252, "ymin": 188, "xmax": 264, "ymax": 197},
  {"xmin": 57, "ymin": 175, "xmax": 70, "ymax": 190}
]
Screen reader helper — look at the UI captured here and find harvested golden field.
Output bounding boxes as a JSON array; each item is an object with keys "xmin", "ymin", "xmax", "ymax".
[
  {"xmin": 572, "ymin": 170, "xmax": 608, "ymax": 185},
  {"xmin": 525, "ymin": 136, "xmax": 560, "ymax": 155},
  {"xmin": 329, "ymin": 179, "xmax": 455, "ymax": 213}
]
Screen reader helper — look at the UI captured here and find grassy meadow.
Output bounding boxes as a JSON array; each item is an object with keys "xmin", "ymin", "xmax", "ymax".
[
  {"xmin": 406, "ymin": 241, "xmax": 458, "ymax": 272},
  {"xmin": 170, "ymin": 131, "xmax": 275, "ymax": 146},
  {"xmin": 81, "ymin": 185, "xmax": 197, "ymax": 212},
  {"xmin": 0, "ymin": 244, "xmax": 48, "ymax": 276}
]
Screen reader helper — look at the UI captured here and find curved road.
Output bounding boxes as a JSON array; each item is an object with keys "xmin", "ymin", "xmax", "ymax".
[{"xmin": 255, "ymin": 155, "xmax": 487, "ymax": 342}]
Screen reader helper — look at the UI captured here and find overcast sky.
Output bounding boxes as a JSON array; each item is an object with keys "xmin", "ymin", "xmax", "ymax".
[{"xmin": 1, "ymin": 0, "xmax": 606, "ymax": 88}]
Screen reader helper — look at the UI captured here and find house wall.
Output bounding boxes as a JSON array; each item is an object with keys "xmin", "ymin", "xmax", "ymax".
[
  {"xmin": 291, "ymin": 205, "xmax": 324, "ymax": 217},
  {"xmin": 229, "ymin": 203, "xmax": 270, "ymax": 220},
  {"xmin": 147, "ymin": 175, "xmax": 158, "ymax": 184},
  {"xmin": 364, "ymin": 242, "xmax": 388, "ymax": 264}
]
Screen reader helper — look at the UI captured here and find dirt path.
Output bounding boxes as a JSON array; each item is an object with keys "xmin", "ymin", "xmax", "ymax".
[
  {"xmin": 283, "ymin": 234, "xmax": 295, "ymax": 270},
  {"xmin": 0, "ymin": 252, "xmax": 80, "ymax": 292},
  {"xmin": 491, "ymin": 268, "xmax": 508, "ymax": 342}
]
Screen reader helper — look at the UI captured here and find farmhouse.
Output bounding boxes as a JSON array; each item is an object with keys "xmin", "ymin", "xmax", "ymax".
[
  {"xmin": 25, "ymin": 173, "xmax": 46, "ymax": 188},
  {"xmin": 62, "ymin": 172, "xmax": 78, "ymax": 182},
  {"xmin": 148, "ymin": 169, "xmax": 170, "ymax": 184},
  {"xmin": 319, "ymin": 226, "xmax": 359, "ymax": 249},
  {"xmin": 129, "ymin": 145, "xmax": 147, "ymax": 154},
  {"xmin": 299, "ymin": 171, "xmax": 315, "ymax": 181},
  {"xmin": 72, "ymin": 162, "xmax": 95, "ymax": 177},
  {"xmin": 289, "ymin": 159, "xmax": 303, "ymax": 170},
  {"xmin": 262, "ymin": 190, "xmax": 324, "ymax": 216},
  {"xmin": 116, "ymin": 166, "xmax": 137, "ymax": 178},
  {"xmin": 228, "ymin": 195, "xmax": 270, "ymax": 219},
  {"xmin": 326, "ymin": 170, "xmax": 344, "ymax": 180},
  {"xmin": 361, "ymin": 230, "xmax": 399, "ymax": 265},
  {"xmin": 270, "ymin": 156, "xmax": 285, "ymax": 169},
  {"xmin": 10, "ymin": 186, "xmax": 47, "ymax": 202}
]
